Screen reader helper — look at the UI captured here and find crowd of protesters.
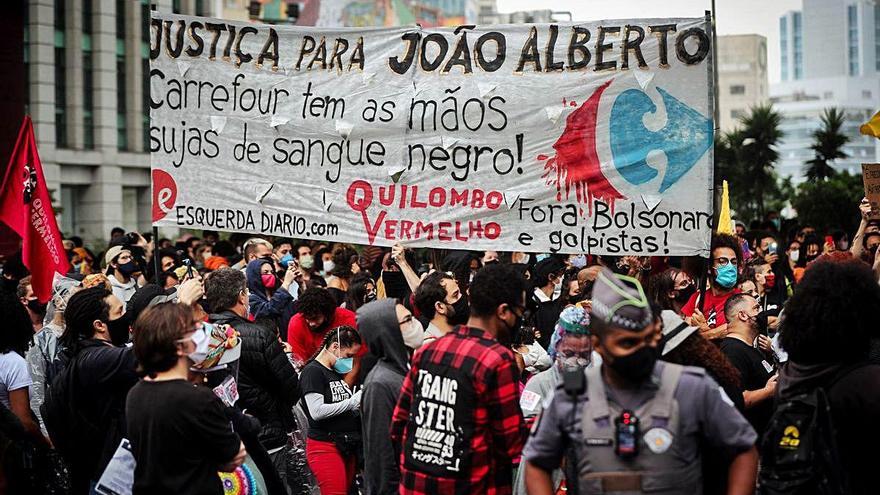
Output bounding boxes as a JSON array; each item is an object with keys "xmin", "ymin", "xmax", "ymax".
[{"xmin": 0, "ymin": 197, "xmax": 877, "ymax": 494}]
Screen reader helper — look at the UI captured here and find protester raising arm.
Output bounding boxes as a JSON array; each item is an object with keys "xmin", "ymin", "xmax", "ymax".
[
  {"xmin": 391, "ymin": 242, "xmax": 422, "ymax": 293},
  {"xmin": 851, "ymin": 198, "xmax": 872, "ymax": 260}
]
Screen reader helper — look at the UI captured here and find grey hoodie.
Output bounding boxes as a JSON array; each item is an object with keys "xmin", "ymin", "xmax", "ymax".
[{"xmin": 358, "ymin": 299, "xmax": 410, "ymax": 495}]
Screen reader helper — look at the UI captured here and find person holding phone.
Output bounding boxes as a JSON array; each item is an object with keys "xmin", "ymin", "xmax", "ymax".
[{"xmin": 246, "ymin": 258, "xmax": 301, "ymax": 331}]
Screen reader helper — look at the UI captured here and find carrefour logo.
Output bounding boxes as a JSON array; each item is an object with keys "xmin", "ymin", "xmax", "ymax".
[{"xmin": 538, "ymin": 80, "xmax": 713, "ymax": 212}]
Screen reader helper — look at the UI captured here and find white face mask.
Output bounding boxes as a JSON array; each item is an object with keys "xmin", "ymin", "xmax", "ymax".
[
  {"xmin": 789, "ymin": 251, "xmax": 799, "ymax": 263},
  {"xmin": 552, "ymin": 277, "xmax": 563, "ymax": 300},
  {"xmin": 322, "ymin": 260, "xmax": 335, "ymax": 274},
  {"xmin": 401, "ymin": 318, "xmax": 425, "ymax": 350},
  {"xmin": 187, "ymin": 324, "xmax": 211, "ymax": 365}
]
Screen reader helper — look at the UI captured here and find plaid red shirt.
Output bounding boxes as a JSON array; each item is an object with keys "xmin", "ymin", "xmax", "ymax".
[{"xmin": 390, "ymin": 325, "xmax": 527, "ymax": 495}]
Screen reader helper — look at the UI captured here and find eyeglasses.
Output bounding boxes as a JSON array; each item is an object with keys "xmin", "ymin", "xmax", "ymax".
[{"xmin": 713, "ymin": 257, "xmax": 738, "ymax": 267}]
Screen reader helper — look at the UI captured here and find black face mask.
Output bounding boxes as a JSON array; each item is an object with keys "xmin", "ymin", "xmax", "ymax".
[
  {"xmin": 27, "ymin": 298, "xmax": 48, "ymax": 315},
  {"xmin": 382, "ymin": 270, "xmax": 410, "ymax": 300},
  {"xmin": 498, "ymin": 309, "xmax": 523, "ymax": 347},
  {"xmin": 107, "ymin": 317, "xmax": 131, "ymax": 346},
  {"xmin": 674, "ymin": 284, "xmax": 696, "ymax": 303},
  {"xmin": 607, "ymin": 345, "xmax": 658, "ymax": 383},
  {"xmin": 446, "ymin": 297, "xmax": 470, "ymax": 326},
  {"xmin": 751, "ymin": 311, "xmax": 769, "ymax": 335},
  {"xmin": 117, "ymin": 261, "xmax": 139, "ymax": 276}
]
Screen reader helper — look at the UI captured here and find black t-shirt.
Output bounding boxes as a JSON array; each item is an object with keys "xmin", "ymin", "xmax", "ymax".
[
  {"xmin": 719, "ymin": 337, "xmax": 775, "ymax": 435},
  {"xmin": 300, "ymin": 360, "xmax": 360, "ymax": 441},
  {"xmin": 827, "ymin": 364, "xmax": 880, "ymax": 494},
  {"xmin": 126, "ymin": 380, "xmax": 241, "ymax": 495}
]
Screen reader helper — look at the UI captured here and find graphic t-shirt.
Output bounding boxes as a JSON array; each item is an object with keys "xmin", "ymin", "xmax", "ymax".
[
  {"xmin": 681, "ymin": 288, "xmax": 741, "ymax": 327},
  {"xmin": 719, "ymin": 337, "xmax": 775, "ymax": 435},
  {"xmin": 300, "ymin": 360, "xmax": 360, "ymax": 441}
]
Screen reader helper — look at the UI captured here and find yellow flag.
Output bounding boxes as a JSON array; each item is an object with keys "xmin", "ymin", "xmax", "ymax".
[
  {"xmin": 861, "ymin": 110, "xmax": 880, "ymax": 138},
  {"xmin": 717, "ymin": 180, "xmax": 733, "ymax": 234}
]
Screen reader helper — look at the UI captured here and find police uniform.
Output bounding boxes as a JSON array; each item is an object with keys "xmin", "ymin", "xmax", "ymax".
[{"xmin": 521, "ymin": 269, "xmax": 757, "ymax": 495}]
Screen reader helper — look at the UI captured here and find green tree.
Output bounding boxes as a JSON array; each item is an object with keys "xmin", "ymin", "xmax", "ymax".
[
  {"xmin": 804, "ymin": 107, "xmax": 849, "ymax": 182},
  {"xmin": 714, "ymin": 104, "xmax": 787, "ymax": 224},
  {"xmin": 790, "ymin": 171, "xmax": 864, "ymax": 234}
]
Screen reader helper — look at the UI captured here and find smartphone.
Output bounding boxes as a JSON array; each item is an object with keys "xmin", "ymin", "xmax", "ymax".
[
  {"xmin": 768, "ymin": 242, "xmax": 777, "ymax": 255},
  {"xmin": 825, "ymin": 235, "xmax": 834, "ymax": 246},
  {"xmin": 287, "ymin": 259, "xmax": 299, "ymax": 270},
  {"xmin": 184, "ymin": 259, "xmax": 194, "ymax": 280}
]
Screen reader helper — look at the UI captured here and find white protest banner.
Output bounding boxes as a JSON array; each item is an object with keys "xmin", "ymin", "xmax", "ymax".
[{"xmin": 150, "ymin": 14, "xmax": 715, "ymax": 255}]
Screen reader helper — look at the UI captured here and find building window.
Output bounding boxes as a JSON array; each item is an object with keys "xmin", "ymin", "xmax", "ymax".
[
  {"xmin": 848, "ymin": 5, "xmax": 859, "ymax": 76},
  {"xmin": 875, "ymin": 5, "xmax": 880, "ymax": 71},
  {"xmin": 54, "ymin": 0, "xmax": 67, "ymax": 148},
  {"xmin": 60, "ymin": 185, "xmax": 81, "ymax": 236},
  {"xmin": 730, "ymin": 85, "xmax": 746, "ymax": 95},
  {"xmin": 83, "ymin": 0, "xmax": 94, "ymax": 149},
  {"xmin": 117, "ymin": 0, "xmax": 128, "ymax": 151},
  {"xmin": 779, "ymin": 16, "xmax": 788, "ymax": 81},
  {"xmin": 793, "ymin": 12, "xmax": 802, "ymax": 80},
  {"xmin": 731, "ymin": 109, "xmax": 745, "ymax": 120},
  {"xmin": 195, "ymin": 0, "xmax": 206, "ymax": 16},
  {"xmin": 173, "ymin": 0, "xmax": 181, "ymax": 14}
]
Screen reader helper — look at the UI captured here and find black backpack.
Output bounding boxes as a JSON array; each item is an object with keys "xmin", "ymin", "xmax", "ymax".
[{"xmin": 758, "ymin": 366, "xmax": 858, "ymax": 495}]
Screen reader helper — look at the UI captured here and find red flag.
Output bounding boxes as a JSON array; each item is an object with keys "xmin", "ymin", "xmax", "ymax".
[{"xmin": 0, "ymin": 116, "xmax": 69, "ymax": 302}]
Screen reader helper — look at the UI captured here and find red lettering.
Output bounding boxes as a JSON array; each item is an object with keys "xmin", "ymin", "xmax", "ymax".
[
  {"xmin": 454, "ymin": 221, "xmax": 468, "ymax": 241},
  {"xmin": 400, "ymin": 220, "xmax": 414, "ymax": 239},
  {"xmin": 428, "ymin": 187, "xmax": 446, "ymax": 207},
  {"xmin": 399, "ymin": 185, "xmax": 408, "ymax": 208},
  {"xmin": 485, "ymin": 222, "xmax": 502, "ymax": 239},
  {"xmin": 410, "ymin": 185, "xmax": 427, "ymax": 208},
  {"xmin": 450, "ymin": 189, "xmax": 468, "ymax": 207},
  {"xmin": 379, "ymin": 184, "xmax": 395, "ymax": 206},
  {"xmin": 471, "ymin": 189, "xmax": 485, "ymax": 209},
  {"xmin": 486, "ymin": 191, "xmax": 503, "ymax": 209},
  {"xmin": 346, "ymin": 180, "xmax": 373, "ymax": 212},
  {"xmin": 383, "ymin": 219, "xmax": 398, "ymax": 240},
  {"xmin": 469, "ymin": 220, "xmax": 483, "ymax": 238},
  {"xmin": 415, "ymin": 221, "xmax": 434, "ymax": 240},
  {"xmin": 437, "ymin": 221, "xmax": 452, "ymax": 241}
]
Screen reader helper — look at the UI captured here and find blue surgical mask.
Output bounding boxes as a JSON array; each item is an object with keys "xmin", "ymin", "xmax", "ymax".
[
  {"xmin": 333, "ymin": 357, "xmax": 354, "ymax": 374},
  {"xmin": 714, "ymin": 264, "xmax": 738, "ymax": 289},
  {"xmin": 570, "ymin": 254, "xmax": 587, "ymax": 269},
  {"xmin": 280, "ymin": 253, "xmax": 295, "ymax": 267}
]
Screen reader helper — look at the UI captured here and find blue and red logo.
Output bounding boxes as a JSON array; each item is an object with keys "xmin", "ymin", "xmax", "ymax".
[{"xmin": 538, "ymin": 80, "xmax": 713, "ymax": 212}]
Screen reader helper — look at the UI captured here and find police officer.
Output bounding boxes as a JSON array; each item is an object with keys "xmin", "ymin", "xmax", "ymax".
[{"xmin": 522, "ymin": 269, "xmax": 759, "ymax": 495}]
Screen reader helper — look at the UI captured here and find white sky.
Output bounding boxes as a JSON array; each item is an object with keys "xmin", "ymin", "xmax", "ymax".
[{"xmin": 496, "ymin": 0, "xmax": 803, "ymax": 83}]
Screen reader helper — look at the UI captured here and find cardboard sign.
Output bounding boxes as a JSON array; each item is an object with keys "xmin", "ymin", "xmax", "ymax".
[
  {"xmin": 862, "ymin": 163, "xmax": 880, "ymax": 218},
  {"xmin": 150, "ymin": 14, "xmax": 715, "ymax": 255}
]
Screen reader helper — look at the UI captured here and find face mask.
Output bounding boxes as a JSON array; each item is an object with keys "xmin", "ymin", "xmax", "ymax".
[
  {"xmin": 606, "ymin": 345, "xmax": 658, "ymax": 383},
  {"xmin": 333, "ymin": 356, "xmax": 354, "ymax": 374},
  {"xmin": 535, "ymin": 253, "xmax": 550, "ymax": 262},
  {"xmin": 789, "ymin": 251, "xmax": 799, "ymax": 263},
  {"xmin": 187, "ymin": 324, "xmax": 211, "ymax": 365},
  {"xmin": 713, "ymin": 264, "xmax": 738, "ymax": 289},
  {"xmin": 447, "ymin": 296, "xmax": 470, "ymax": 326},
  {"xmin": 805, "ymin": 253, "xmax": 820, "ymax": 263},
  {"xmin": 401, "ymin": 318, "xmax": 425, "ymax": 349},
  {"xmin": 552, "ymin": 277, "xmax": 563, "ymax": 300},
  {"xmin": 499, "ymin": 308, "xmax": 523, "ymax": 346},
  {"xmin": 27, "ymin": 298, "xmax": 47, "ymax": 315},
  {"xmin": 764, "ymin": 273, "xmax": 776, "ymax": 289},
  {"xmin": 322, "ymin": 260, "xmax": 335, "ymax": 274},
  {"xmin": 556, "ymin": 354, "xmax": 590, "ymax": 373},
  {"xmin": 107, "ymin": 317, "xmax": 131, "ymax": 346},
  {"xmin": 364, "ymin": 291, "xmax": 377, "ymax": 303},
  {"xmin": 280, "ymin": 253, "xmax": 295, "ymax": 267},
  {"xmin": 570, "ymin": 254, "xmax": 587, "ymax": 269},
  {"xmin": 300, "ymin": 254, "xmax": 314, "ymax": 270},
  {"xmin": 838, "ymin": 240, "xmax": 849, "ymax": 251},
  {"xmin": 674, "ymin": 284, "xmax": 696, "ymax": 303},
  {"xmin": 117, "ymin": 261, "xmax": 139, "ymax": 276},
  {"xmin": 261, "ymin": 273, "xmax": 277, "ymax": 289}
]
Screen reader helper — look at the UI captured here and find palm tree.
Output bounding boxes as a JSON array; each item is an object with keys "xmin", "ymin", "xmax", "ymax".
[
  {"xmin": 804, "ymin": 107, "xmax": 849, "ymax": 182},
  {"xmin": 737, "ymin": 104, "xmax": 784, "ymax": 218}
]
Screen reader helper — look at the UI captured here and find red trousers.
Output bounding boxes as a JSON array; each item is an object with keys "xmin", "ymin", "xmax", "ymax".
[{"xmin": 305, "ymin": 438, "xmax": 356, "ymax": 495}]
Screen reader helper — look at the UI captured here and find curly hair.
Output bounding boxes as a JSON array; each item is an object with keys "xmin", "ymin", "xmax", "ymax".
[
  {"xmin": 780, "ymin": 259, "xmax": 880, "ymax": 364},
  {"xmin": 297, "ymin": 287, "xmax": 338, "ymax": 321},
  {"xmin": 469, "ymin": 263, "xmax": 526, "ymax": 317},
  {"xmin": 711, "ymin": 233, "xmax": 743, "ymax": 266},
  {"xmin": 663, "ymin": 332, "xmax": 742, "ymax": 391}
]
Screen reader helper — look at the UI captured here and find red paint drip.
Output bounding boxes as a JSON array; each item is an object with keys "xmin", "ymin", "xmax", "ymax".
[{"xmin": 537, "ymin": 80, "xmax": 625, "ymax": 214}]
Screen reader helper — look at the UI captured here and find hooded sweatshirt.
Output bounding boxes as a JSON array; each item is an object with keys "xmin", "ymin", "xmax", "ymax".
[
  {"xmin": 358, "ymin": 299, "xmax": 410, "ymax": 495},
  {"xmin": 245, "ymin": 259, "xmax": 297, "ymax": 332}
]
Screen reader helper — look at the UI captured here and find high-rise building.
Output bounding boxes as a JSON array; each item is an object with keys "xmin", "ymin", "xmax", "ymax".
[
  {"xmin": 772, "ymin": 0, "xmax": 880, "ymax": 182},
  {"xmin": 25, "ymin": 0, "xmax": 217, "ymax": 244},
  {"xmin": 717, "ymin": 34, "xmax": 768, "ymax": 133},
  {"xmin": 220, "ymin": 0, "xmax": 477, "ymax": 27}
]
